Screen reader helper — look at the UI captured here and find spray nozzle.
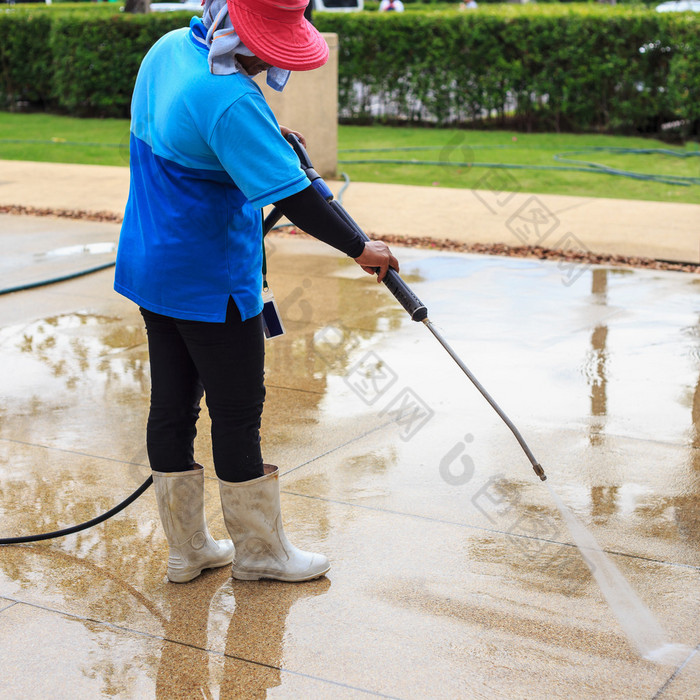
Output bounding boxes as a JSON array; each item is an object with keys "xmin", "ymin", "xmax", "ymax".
[{"xmin": 533, "ymin": 463, "xmax": 547, "ymax": 481}]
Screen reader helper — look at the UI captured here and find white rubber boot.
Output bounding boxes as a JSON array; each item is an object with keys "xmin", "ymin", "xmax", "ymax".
[
  {"xmin": 218, "ymin": 465, "xmax": 330, "ymax": 582},
  {"xmin": 152, "ymin": 464, "xmax": 234, "ymax": 583}
]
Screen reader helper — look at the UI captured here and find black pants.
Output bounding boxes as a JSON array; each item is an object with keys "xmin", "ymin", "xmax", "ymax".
[{"xmin": 140, "ymin": 299, "xmax": 265, "ymax": 482}]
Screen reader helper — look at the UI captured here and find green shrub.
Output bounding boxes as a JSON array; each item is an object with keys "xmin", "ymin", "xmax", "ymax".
[
  {"xmin": 666, "ymin": 16, "xmax": 700, "ymax": 132},
  {"xmin": 1, "ymin": 5, "xmax": 188, "ymax": 116},
  {"xmin": 1, "ymin": 3, "xmax": 698, "ymax": 135},
  {"xmin": 48, "ymin": 13, "xmax": 189, "ymax": 116},
  {"xmin": 0, "ymin": 9, "xmax": 54, "ymax": 110},
  {"xmin": 314, "ymin": 6, "xmax": 699, "ymax": 134}
]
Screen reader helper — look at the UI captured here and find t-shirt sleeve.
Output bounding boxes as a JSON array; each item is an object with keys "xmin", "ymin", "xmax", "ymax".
[{"xmin": 208, "ymin": 91, "xmax": 309, "ymax": 208}]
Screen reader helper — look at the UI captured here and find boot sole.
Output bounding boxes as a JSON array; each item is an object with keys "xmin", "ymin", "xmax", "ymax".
[
  {"xmin": 232, "ymin": 564, "xmax": 331, "ymax": 582},
  {"xmin": 168, "ymin": 569, "xmax": 205, "ymax": 584},
  {"xmin": 168, "ymin": 555, "xmax": 235, "ymax": 583}
]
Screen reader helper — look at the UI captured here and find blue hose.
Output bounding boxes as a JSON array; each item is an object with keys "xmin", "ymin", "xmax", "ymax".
[{"xmin": 338, "ymin": 145, "xmax": 700, "ymax": 187}]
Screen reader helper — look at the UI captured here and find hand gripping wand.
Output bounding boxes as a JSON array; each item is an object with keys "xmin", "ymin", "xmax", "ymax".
[{"xmin": 269, "ymin": 133, "xmax": 547, "ymax": 482}]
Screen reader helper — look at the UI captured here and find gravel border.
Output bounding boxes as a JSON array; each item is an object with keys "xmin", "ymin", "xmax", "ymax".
[{"xmin": 3, "ymin": 203, "xmax": 698, "ymax": 275}]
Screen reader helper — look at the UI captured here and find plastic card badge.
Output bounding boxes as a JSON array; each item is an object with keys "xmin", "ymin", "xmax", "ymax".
[{"xmin": 262, "ymin": 288, "xmax": 285, "ymax": 339}]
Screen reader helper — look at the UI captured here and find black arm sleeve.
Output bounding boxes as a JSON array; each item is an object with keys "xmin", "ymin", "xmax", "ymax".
[{"xmin": 274, "ymin": 185, "xmax": 366, "ymax": 259}]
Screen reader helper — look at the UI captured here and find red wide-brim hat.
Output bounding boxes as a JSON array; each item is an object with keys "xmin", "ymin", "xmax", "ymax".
[{"xmin": 227, "ymin": 0, "xmax": 329, "ymax": 71}]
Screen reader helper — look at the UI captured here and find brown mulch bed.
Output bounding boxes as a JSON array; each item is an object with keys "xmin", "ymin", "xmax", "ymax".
[
  {"xmin": 273, "ymin": 226, "xmax": 700, "ymax": 275},
  {"xmin": 3, "ymin": 204, "xmax": 697, "ymax": 274},
  {"xmin": 1, "ymin": 204, "xmax": 123, "ymax": 224}
]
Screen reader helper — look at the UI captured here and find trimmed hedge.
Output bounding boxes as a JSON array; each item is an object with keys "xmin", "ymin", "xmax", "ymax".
[
  {"xmin": 1, "ymin": 9, "xmax": 54, "ymax": 110},
  {"xmin": 314, "ymin": 6, "xmax": 700, "ymax": 134},
  {"xmin": 48, "ymin": 13, "xmax": 189, "ymax": 116},
  {"xmin": 0, "ymin": 6, "xmax": 189, "ymax": 115},
  {"xmin": 1, "ymin": 4, "xmax": 698, "ymax": 135}
]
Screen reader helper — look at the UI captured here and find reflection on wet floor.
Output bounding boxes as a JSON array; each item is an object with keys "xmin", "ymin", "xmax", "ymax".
[{"xmin": 1, "ymin": 237, "xmax": 699, "ymax": 698}]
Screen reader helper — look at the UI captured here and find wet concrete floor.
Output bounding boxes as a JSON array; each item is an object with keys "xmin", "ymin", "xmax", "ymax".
[{"xmin": 0, "ymin": 225, "xmax": 699, "ymax": 698}]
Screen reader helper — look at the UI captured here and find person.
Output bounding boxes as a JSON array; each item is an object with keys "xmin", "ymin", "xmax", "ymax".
[
  {"xmin": 379, "ymin": 0, "xmax": 404, "ymax": 11},
  {"xmin": 115, "ymin": 0, "xmax": 399, "ymax": 584}
]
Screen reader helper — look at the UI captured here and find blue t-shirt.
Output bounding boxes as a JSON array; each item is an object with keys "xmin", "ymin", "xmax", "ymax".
[{"xmin": 114, "ymin": 19, "xmax": 309, "ymax": 322}]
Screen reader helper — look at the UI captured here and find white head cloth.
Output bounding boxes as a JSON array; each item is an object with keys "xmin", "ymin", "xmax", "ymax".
[{"xmin": 199, "ymin": 0, "xmax": 291, "ymax": 91}]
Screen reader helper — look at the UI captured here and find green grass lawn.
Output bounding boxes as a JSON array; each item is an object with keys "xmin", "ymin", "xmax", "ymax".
[
  {"xmin": 1, "ymin": 112, "xmax": 699, "ymax": 203},
  {"xmin": 338, "ymin": 126, "xmax": 700, "ymax": 204},
  {"xmin": 0, "ymin": 113, "xmax": 131, "ymax": 167}
]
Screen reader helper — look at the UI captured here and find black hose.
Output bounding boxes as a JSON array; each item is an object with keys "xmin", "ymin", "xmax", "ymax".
[
  {"xmin": 0, "ymin": 476, "xmax": 153, "ymax": 545},
  {"xmin": 0, "ymin": 261, "xmax": 116, "ymax": 296}
]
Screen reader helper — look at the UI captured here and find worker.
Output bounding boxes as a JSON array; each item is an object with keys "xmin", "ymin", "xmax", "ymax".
[{"xmin": 115, "ymin": 0, "xmax": 399, "ymax": 583}]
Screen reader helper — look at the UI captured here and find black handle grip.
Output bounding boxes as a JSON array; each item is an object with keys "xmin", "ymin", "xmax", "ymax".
[
  {"xmin": 329, "ymin": 201, "xmax": 428, "ymax": 322},
  {"xmin": 381, "ymin": 268, "xmax": 428, "ymax": 322},
  {"xmin": 285, "ymin": 132, "xmax": 334, "ymax": 201},
  {"xmin": 285, "ymin": 132, "xmax": 313, "ymax": 171},
  {"xmin": 263, "ymin": 205, "xmax": 284, "ymax": 236}
]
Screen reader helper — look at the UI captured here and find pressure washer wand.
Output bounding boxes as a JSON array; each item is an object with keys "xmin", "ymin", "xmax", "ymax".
[
  {"xmin": 422, "ymin": 320, "xmax": 546, "ymax": 481},
  {"xmin": 283, "ymin": 133, "xmax": 546, "ymax": 481}
]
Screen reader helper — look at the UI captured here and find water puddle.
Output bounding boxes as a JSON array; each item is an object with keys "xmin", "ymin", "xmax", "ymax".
[{"xmin": 35, "ymin": 242, "xmax": 117, "ymax": 260}]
